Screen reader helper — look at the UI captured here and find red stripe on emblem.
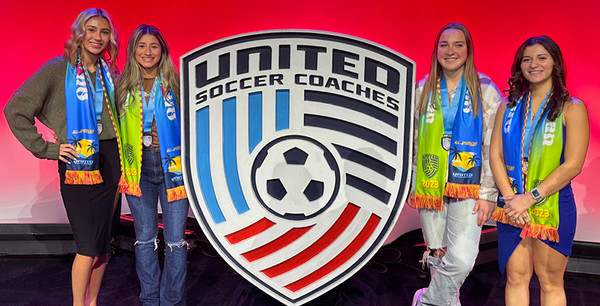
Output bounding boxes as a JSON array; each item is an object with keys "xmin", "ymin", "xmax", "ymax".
[
  {"xmin": 225, "ymin": 218, "xmax": 276, "ymax": 244},
  {"xmin": 241, "ymin": 225, "xmax": 314, "ymax": 262},
  {"xmin": 260, "ymin": 203, "xmax": 359, "ymax": 278},
  {"xmin": 284, "ymin": 213, "xmax": 381, "ymax": 292}
]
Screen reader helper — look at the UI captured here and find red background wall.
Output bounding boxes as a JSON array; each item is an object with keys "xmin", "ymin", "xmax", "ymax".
[{"xmin": 1, "ymin": 0, "xmax": 598, "ymax": 242}]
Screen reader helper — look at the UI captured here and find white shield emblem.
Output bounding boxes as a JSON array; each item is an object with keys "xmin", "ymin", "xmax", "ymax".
[{"xmin": 181, "ymin": 30, "xmax": 415, "ymax": 305}]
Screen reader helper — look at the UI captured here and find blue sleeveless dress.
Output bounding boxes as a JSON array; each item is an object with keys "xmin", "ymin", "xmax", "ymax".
[{"xmin": 497, "ymin": 128, "xmax": 577, "ymax": 273}]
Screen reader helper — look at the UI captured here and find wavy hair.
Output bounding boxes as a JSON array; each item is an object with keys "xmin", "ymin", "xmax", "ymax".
[
  {"xmin": 418, "ymin": 22, "xmax": 481, "ymax": 116},
  {"xmin": 116, "ymin": 24, "xmax": 179, "ymax": 115},
  {"xmin": 63, "ymin": 8, "xmax": 119, "ymax": 71},
  {"xmin": 506, "ymin": 35, "xmax": 570, "ymax": 121}
]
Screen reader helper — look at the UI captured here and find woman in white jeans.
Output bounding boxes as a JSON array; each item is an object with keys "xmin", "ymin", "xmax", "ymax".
[{"xmin": 409, "ymin": 22, "xmax": 501, "ymax": 306}]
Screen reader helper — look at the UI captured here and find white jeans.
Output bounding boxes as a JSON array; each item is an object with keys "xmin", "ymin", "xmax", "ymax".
[{"xmin": 418, "ymin": 198, "xmax": 481, "ymax": 306}]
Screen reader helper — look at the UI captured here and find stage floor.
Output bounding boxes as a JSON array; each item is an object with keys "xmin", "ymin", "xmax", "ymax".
[{"xmin": 1, "ymin": 229, "xmax": 599, "ymax": 305}]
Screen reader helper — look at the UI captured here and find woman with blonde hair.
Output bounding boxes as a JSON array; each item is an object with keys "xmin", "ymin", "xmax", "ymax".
[
  {"xmin": 117, "ymin": 24, "xmax": 188, "ymax": 306},
  {"xmin": 4, "ymin": 8, "xmax": 121, "ymax": 306},
  {"xmin": 490, "ymin": 35, "xmax": 589, "ymax": 305},
  {"xmin": 410, "ymin": 22, "xmax": 502, "ymax": 305}
]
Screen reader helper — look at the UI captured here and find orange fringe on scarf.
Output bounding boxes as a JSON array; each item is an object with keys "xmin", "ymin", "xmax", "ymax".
[
  {"xmin": 520, "ymin": 223, "xmax": 559, "ymax": 242},
  {"xmin": 118, "ymin": 177, "xmax": 141, "ymax": 197},
  {"xmin": 167, "ymin": 185, "xmax": 187, "ymax": 202},
  {"xmin": 65, "ymin": 170, "xmax": 103, "ymax": 185},
  {"xmin": 492, "ymin": 207, "xmax": 523, "ymax": 227},
  {"xmin": 444, "ymin": 182, "xmax": 479, "ymax": 199},
  {"xmin": 414, "ymin": 194, "xmax": 444, "ymax": 211},
  {"xmin": 492, "ymin": 207, "xmax": 559, "ymax": 242}
]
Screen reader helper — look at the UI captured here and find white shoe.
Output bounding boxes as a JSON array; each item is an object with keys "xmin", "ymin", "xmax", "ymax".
[{"xmin": 411, "ymin": 288, "xmax": 427, "ymax": 306}]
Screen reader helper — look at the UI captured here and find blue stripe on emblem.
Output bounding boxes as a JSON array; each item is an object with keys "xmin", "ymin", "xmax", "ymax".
[
  {"xmin": 276, "ymin": 89, "xmax": 289, "ymax": 131},
  {"xmin": 197, "ymin": 107, "xmax": 226, "ymax": 223},
  {"xmin": 248, "ymin": 92, "xmax": 262, "ymax": 153},
  {"xmin": 223, "ymin": 97, "xmax": 251, "ymax": 215}
]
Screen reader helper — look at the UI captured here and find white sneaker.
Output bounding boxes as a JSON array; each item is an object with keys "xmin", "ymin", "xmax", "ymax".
[{"xmin": 411, "ymin": 288, "xmax": 427, "ymax": 306}]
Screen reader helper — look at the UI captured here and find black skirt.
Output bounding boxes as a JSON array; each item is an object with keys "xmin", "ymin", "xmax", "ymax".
[{"xmin": 59, "ymin": 139, "xmax": 120, "ymax": 257}]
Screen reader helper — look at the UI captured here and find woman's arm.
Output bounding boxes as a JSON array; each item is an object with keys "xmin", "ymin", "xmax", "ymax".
[
  {"xmin": 472, "ymin": 77, "xmax": 502, "ymax": 225},
  {"xmin": 489, "ymin": 102, "xmax": 515, "ymax": 199},
  {"xmin": 4, "ymin": 60, "xmax": 62, "ymax": 160}
]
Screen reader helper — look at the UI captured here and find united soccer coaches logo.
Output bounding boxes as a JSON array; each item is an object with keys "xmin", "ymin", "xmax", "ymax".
[{"xmin": 181, "ymin": 30, "xmax": 414, "ymax": 305}]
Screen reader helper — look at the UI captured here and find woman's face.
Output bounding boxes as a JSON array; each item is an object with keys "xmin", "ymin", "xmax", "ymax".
[
  {"xmin": 437, "ymin": 29, "xmax": 468, "ymax": 76},
  {"xmin": 520, "ymin": 44, "xmax": 554, "ymax": 88},
  {"xmin": 135, "ymin": 34, "xmax": 162, "ymax": 74},
  {"xmin": 82, "ymin": 17, "xmax": 111, "ymax": 58}
]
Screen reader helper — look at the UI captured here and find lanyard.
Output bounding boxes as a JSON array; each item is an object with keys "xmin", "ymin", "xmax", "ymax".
[
  {"xmin": 82, "ymin": 62, "xmax": 104, "ymax": 121},
  {"xmin": 438, "ymin": 76, "xmax": 464, "ymax": 135},
  {"xmin": 141, "ymin": 78, "xmax": 158, "ymax": 133},
  {"xmin": 522, "ymin": 90, "xmax": 552, "ymax": 159}
]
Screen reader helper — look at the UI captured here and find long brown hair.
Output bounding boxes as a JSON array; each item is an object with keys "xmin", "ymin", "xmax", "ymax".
[
  {"xmin": 506, "ymin": 35, "xmax": 570, "ymax": 121},
  {"xmin": 116, "ymin": 24, "xmax": 179, "ymax": 114},
  {"xmin": 418, "ymin": 22, "xmax": 481, "ymax": 116},
  {"xmin": 63, "ymin": 8, "xmax": 119, "ymax": 71}
]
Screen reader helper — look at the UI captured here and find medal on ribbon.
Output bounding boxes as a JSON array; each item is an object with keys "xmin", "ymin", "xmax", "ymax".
[
  {"xmin": 441, "ymin": 134, "xmax": 451, "ymax": 151},
  {"xmin": 143, "ymin": 134, "xmax": 152, "ymax": 147}
]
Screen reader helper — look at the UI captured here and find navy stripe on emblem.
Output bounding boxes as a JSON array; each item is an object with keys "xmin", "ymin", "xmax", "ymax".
[
  {"xmin": 304, "ymin": 114, "xmax": 397, "ymax": 155},
  {"xmin": 346, "ymin": 174, "xmax": 391, "ymax": 204},
  {"xmin": 333, "ymin": 144, "xmax": 396, "ymax": 180},
  {"xmin": 304, "ymin": 90, "xmax": 398, "ymax": 128}
]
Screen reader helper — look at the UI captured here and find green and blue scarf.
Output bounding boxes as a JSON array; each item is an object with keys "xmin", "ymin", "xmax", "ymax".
[
  {"xmin": 414, "ymin": 76, "xmax": 483, "ymax": 210},
  {"xmin": 493, "ymin": 92, "xmax": 563, "ymax": 242},
  {"xmin": 64, "ymin": 55, "xmax": 118, "ymax": 184},
  {"xmin": 119, "ymin": 77, "xmax": 187, "ymax": 202}
]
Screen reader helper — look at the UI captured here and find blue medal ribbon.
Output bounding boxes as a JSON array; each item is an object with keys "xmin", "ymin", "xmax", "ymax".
[
  {"xmin": 82, "ymin": 62, "xmax": 104, "ymax": 122},
  {"xmin": 141, "ymin": 78, "xmax": 158, "ymax": 133},
  {"xmin": 523, "ymin": 91, "xmax": 552, "ymax": 159},
  {"xmin": 439, "ymin": 75, "xmax": 465, "ymax": 135}
]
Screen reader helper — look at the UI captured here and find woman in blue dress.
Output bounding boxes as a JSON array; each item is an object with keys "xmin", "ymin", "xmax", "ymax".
[{"xmin": 490, "ymin": 35, "xmax": 589, "ymax": 305}]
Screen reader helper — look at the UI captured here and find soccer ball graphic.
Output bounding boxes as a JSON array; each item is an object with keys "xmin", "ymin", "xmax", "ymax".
[{"xmin": 252, "ymin": 136, "xmax": 340, "ymax": 220}]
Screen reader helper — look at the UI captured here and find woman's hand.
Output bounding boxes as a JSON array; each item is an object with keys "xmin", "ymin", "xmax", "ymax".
[
  {"xmin": 473, "ymin": 199, "xmax": 496, "ymax": 226},
  {"xmin": 59, "ymin": 144, "xmax": 77, "ymax": 164},
  {"xmin": 503, "ymin": 193, "xmax": 536, "ymax": 222},
  {"xmin": 501, "ymin": 194, "xmax": 515, "ymax": 202},
  {"xmin": 509, "ymin": 210, "xmax": 532, "ymax": 226}
]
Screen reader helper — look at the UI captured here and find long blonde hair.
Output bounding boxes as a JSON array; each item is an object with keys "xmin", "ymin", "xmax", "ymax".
[
  {"xmin": 117, "ymin": 24, "xmax": 179, "ymax": 114},
  {"xmin": 63, "ymin": 8, "xmax": 119, "ymax": 71},
  {"xmin": 418, "ymin": 22, "xmax": 481, "ymax": 116}
]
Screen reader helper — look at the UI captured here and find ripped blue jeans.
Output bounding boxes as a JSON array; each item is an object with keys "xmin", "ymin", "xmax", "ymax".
[
  {"xmin": 126, "ymin": 146, "xmax": 189, "ymax": 306},
  {"xmin": 418, "ymin": 198, "xmax": 480, "ymax": 306}
]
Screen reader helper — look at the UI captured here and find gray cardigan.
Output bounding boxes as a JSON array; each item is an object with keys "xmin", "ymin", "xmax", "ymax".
[{"xmin": 4, "ymin": 57, "xmax": 117, "ymax": 160}]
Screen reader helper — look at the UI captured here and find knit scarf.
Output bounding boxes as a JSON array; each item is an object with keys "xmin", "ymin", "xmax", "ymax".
[
  {"xmin": 64, "ymin": 55, "xmax": 117, "ymax": 184},
  {"xmin": 492, "ymin": 92, "xmax": 562, "ymax": 242},
  {"xmin": 119, "ymin": 77, "xmax": 187, "ymax": 202},
  {"xmin": 414, "ymin": 76, "xmax": 483, "ymax": 210}
]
